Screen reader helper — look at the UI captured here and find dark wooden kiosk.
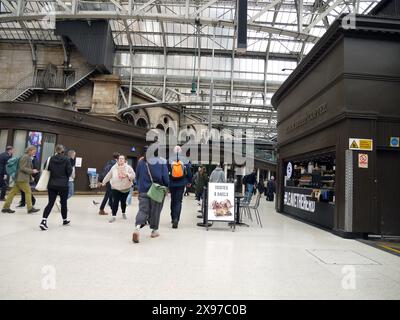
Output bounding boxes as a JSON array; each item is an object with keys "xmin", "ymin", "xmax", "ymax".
[
  {"xmin": 0, "ymin": 102, "xmax": 147, "ymax": 192},
  {"xmin": 272, "ymin": 5, "xmax": 400, "ymax": 238}
]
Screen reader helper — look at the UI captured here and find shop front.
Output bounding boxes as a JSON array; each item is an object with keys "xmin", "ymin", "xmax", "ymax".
[
  {"xmin": 272, "ymin": 14, "xmax": 400, "ymax": 237},
  {"xmin": 283, "ymin": 153, "xmax": 335, "ymax": 229}
]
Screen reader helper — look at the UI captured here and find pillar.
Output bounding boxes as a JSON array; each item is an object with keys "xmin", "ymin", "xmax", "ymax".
[{"xmin": 90, "ymin": 74, "xmax": 121, "ymax": 118}]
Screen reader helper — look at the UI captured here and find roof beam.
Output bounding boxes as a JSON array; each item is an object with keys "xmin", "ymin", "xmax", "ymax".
[
  {"xmin": 304, "ymin": 0, "xmax": 343, "ymax": 33},
  {"xmin": 191, "ymin": 0, "xmax": 219, "ymax": 18},
  {"xmin": 248, "ymin": 0, "xmax": 282, "ymax": 24},
  {"xmin": 0, "ymin": 12, "xmax": 320, "ymax": 43}
]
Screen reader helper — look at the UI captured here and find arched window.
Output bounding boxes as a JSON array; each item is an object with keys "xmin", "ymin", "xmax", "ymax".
[{"xmin": 136, "ymin": 118, "xmax": 148, "ymax": 128}]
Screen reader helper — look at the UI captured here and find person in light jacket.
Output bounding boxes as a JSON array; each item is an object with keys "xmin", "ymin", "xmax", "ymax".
[
  {"xmin": 101, "ymin": 155, "xmax": 135, "ymax": 223},
  {"xmin": 209, "ymin": 163, "xmax": 226, "ymax": 183}
]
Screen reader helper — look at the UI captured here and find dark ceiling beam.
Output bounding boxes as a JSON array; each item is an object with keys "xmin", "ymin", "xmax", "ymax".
[{"xmin": 116, "ymin": 45, "xmax": 300, "ymax": 61}]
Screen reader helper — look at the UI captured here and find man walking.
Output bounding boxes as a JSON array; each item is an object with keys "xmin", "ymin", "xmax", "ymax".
[
  {"xmin": 16, "ymin": 155, "xmax": 39, "ymax": 208},
  {"xmin": 168, "ymin": 146, "xmax": 192, "ymax": 229},
  {"xmin": 0, "ymin": 146, "xmax": 14, "ymax": 201},
  {"xmin": 266, "ymin": 176, "xmax": 276, "ymax": 202},
  {"xmin": 98, "ymin": 152, "xmax": 119, "ymax": 215},
  {"xmin": 2, "ymin": 146, "xmax": 40, "ymax": 214},
  {"xmin": 243, "ymin": 169, "xmax": 257, "ymax": 203}
]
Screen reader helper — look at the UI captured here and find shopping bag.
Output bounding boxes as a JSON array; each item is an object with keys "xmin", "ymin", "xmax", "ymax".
[{"xmin": 35, "ymin": 157, "xmax": 51, "ymax": 191}]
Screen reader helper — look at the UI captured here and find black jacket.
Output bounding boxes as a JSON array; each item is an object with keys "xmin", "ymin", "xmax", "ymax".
[
  {"xmin": 244, "ymin": 172, "xmax": 257, "ymax": 185},
  {"xmin": 46, "ymin": 154, "xmax": 73, "ymax": 190},
  {"xmin": 0, "ymin": 152, "xmax": 11, "ymax": 176}
]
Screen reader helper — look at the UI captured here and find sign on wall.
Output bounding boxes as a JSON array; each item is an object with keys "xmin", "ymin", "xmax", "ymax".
[
  {"xmin": 349, "ymin": 138, "xmax": 373, "ymax": 151},
  {"xmin": 208, "ymin": 183, "xmax": 235, "ymax": 222},
  {"xmin": 75, "ymin": 157, "xmax": 82, "ymax": 168},
  {"xmin": 358, "ymin": 153, "xmax": 368, "ymax": 169},
  {"xmin": 284, "ymin": 191, "xmax": 316, "ymax": 213},
  {"xmin": 390, "ymin": 137, "xmax": 399, "ymax": 148},
  {"xmin": 286, "ymin": 162, "xmax": 293, "ymax": 179}
]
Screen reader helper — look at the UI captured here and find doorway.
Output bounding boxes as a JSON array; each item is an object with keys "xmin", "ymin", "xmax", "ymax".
[{"xmin": 377, "ymin": 150, "xmax": 400, "ymax": 236}]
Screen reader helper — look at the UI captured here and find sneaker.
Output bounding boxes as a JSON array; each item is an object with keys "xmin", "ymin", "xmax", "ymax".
[
  {"xmin": 63, "ymin": 220, "xmax": 71, "ymax": 226},
  {"xmin": 132, "ymin": 231, "xmax": 140, "ymax": 243},
  {"xmin": 27, "ymin": 208, "xmax": 40, "ymax": 214},
  {"xmin": 151, "ymin": 230, "xmax": 160, "ymax": 238},
  {"xmin": 172, "ymin": 220, "xmax": 178, "ymax": 229},
  {"xmin": 2, "ymin": 208, "xmax": 15, "ymax": 213},
  {"xmin": 99, "ymin": 209, "xmax": 108, "ymax": 215},
  {"xmin": 109, "ymin": 217, "xmax": 116, "ymax": 223},
  {"xmin": 122, "ymin": 213, "xmax": 127, "ymax": 220},
  {"xmin": 39, "ymin": 221, "xmax": 48, "ymax": 231}
]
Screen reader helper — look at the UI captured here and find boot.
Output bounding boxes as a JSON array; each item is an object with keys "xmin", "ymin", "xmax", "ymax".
[{"xmin": 99, "ymin": 209, "xmax": 108, "ymax": 215}]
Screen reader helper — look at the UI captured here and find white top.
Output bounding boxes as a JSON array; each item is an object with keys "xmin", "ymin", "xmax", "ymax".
[
  {"xmin": 102, "ymin": 163, "xmax": 135, "ymax": 191},
  {"xmin": 69, "ymin": 167, "xmax": 75, "ymax": 182}
]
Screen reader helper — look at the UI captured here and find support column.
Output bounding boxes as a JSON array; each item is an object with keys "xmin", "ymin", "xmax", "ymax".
[{"xmin": 90, "ymin": 74, "xmax": 121, "ymax": 119}]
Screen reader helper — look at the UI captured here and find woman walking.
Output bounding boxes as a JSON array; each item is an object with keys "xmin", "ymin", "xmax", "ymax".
[
  {"xmin": 39, "ymin": 145, "xmax": 73, "ymax": 231},
  {"xmin": 132, "ymin": 146, "xmax": 169, "ymax": 243},
  {"xmin": 101, "ymin": 155, "xmax": 135, "ymax": 223}
]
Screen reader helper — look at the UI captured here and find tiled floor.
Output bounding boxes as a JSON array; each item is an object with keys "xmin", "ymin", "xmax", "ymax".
[{"xmin": 0, "ymin": 194, "xmax": 399, "ymax": 300}]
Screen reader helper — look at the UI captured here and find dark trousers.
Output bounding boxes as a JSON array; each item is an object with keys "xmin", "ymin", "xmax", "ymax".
[
  {"xmin": 100, "ymin": 183, "xmax": 113, "ymax": 210},
  {"xmin": 170, "ymin": 186, "xmax": 185, "ymax": 222},
  {"xmin": 43, "ymin": 188, "xmax": 68, "ymax": 220},
  {"xmin": 135, "ymin": 193, "xmax": 164, "ymax": 230},
  {"xmin": 20, "ymin": 191, "xmax": 36, "ymax": 206},
  {"xmin": 0, "ymin": 175, "xmax": 7, "ymax": 199},
  {"xmin": 111, "ymin": 189, "xmax": 129, "ymax": 217}
]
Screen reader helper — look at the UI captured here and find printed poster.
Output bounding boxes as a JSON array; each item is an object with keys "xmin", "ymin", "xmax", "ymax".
[{"xmin": 207, "ymin": 183, "xmax": 235, "ymax": 222}]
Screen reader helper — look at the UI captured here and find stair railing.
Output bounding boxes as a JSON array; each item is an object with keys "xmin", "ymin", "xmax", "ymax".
[
  {"xmin": 0, "ymin": 73, "xmax": 36, "ymax": 101},
  {"xmin": 65, "ymin": 67, "xmax": 96, "ymax": 90}
]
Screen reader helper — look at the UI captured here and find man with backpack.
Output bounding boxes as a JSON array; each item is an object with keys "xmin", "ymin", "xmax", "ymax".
[
  {"xmin": 0, "ymin": 146, "xmax": 14, "ymax": 201},
  {"xmin": 98, "ymin": 152, "xmax": 120, "ymax": 215},
  {"xmin": 168, "ymin": 145, "xmax": 192, "ymax": 229},
  {"xmin": 2, "ymin": 146, "xmax": 40, "ymax": 214}
]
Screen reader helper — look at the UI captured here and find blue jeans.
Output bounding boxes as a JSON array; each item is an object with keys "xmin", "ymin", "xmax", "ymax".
[
  {"xmin": 245, "ymin": 184, "xmax": 254, "ymax": 203},
  {"xmin": 126, "ymin": 187, "xmax": 133, "ymax": 205},
  {"xmin": 170, "ymin": 186, "xmax": 185, "ymax": 222},
  {"xmin": 68, "ymin": 181, "xmax": 74, "ymax": 199}
]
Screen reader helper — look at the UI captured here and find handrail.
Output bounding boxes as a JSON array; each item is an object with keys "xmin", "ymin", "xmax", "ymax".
[
  {"xmin": 0, "ymin": 67, "xmax": 96, "ymax": 101},
  {"xmin": 0, "ymin": 73, "xmax": 35, "ymax": 101},
  {"xmin": 65, "ymin": 67, "xmax": 96, "ymax": 89}
]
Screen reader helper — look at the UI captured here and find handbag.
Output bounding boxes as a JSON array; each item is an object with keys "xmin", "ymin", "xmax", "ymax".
[
  {"xmin": 35, "ymin": 157, "xmax": 51, "ymax": 191},
  {"xmin": 145, "ymin": 161, "xmax": 167, "ymax": 203}
]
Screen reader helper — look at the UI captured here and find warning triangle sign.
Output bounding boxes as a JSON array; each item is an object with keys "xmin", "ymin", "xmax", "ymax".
[{"xmin": 350, "ymin": 140, "xmax": 359, "ymax": 149}]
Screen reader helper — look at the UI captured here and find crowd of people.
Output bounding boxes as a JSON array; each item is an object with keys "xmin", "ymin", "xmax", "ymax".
[{"xmin": 0, "ymin": 144, "xmax": 275, "ymax": 243}]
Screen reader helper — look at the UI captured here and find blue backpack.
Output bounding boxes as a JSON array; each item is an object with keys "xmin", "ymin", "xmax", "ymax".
[{"xmin": 6, "ymin": 157, "xmax": 21, "ymax": 180}]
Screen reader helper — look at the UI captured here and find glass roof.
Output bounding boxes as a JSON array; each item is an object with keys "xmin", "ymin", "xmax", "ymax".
[{"xmin": 0, "ymin": 0, "xmax": 381, "ymax": 139}]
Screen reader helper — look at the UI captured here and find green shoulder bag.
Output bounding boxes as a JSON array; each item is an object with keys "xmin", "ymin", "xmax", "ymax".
[{"xmin": 145, "ymin": 161, "xmax": 167, "ymax": 203}]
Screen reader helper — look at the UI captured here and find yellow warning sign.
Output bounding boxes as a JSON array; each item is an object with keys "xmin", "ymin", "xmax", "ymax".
[
  {"xmin": 350, "ymin": 140, "xmax": 359, "ymax": 149},
  {"xmin": 349, "ymin": 138, "xmax": 373, "ymax": 151}
]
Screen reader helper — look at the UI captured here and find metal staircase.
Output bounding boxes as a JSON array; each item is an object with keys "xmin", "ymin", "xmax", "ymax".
[{"xmin": 0, "ymin": 67, "xmax": 97, "ymax": 102}]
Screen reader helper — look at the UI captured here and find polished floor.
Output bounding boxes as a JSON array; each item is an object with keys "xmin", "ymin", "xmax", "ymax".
[{"xmin": 0, "ymin": 194, "xmax": 399, "ymax": 300}]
